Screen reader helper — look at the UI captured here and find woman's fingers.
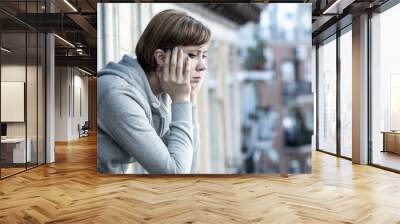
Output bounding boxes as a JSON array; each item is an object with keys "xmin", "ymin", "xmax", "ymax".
[
  {"xmin": 183, "ymin": 57, "xmax": 191, "ymax": 84},
  {"xmin": 162, "ymin": 49, "xmax": 171, "ymax": 82},
  {"xmin": 159, "ymin": 47, "xmax": 191, "ymax": 103},
  {"xmin": 176, "ymin": 48, "xmax": 184, "ymax": 82},
  {"xmin": 169, "ymin": 47, "xmax": 178, "ymax": 82}
]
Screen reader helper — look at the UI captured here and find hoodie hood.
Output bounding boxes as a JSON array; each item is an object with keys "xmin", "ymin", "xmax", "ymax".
[{"xmin": 97, "ymin": 54, "xmax": 161, "ymax": 108}]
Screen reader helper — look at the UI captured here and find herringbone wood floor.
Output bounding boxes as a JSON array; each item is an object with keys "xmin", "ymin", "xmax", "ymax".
[{"xmin": 1, "ymin": 134, "xmax": 400, "ymax": 223}]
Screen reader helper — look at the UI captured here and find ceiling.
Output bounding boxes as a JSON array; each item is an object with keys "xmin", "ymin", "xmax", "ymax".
[
  {"xmin": 1, "ymin": 0, "xmax": 396, "ymax": 72},
  {"xmin": 0, "ymin": 0, "xmax": 99, "ymax": 73}
]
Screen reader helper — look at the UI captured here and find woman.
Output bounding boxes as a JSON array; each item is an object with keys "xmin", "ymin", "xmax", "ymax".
[{"xmin": 97, "ymin": 9, "xmax": 210, "ymax": 174}]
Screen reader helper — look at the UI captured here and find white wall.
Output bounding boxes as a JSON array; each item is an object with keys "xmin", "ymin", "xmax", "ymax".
[
  {"xmin": 1, "ymin": 66, "xmax": 26, "ymax": 129},
  {"xmin": 1, "ymin": 65, "xmax": 38, "ymax": 138},
  {"xmin": 55, "ymin": 67, "xmax": 89, "ymax": 141},
  {"xmin": 1, "ymin": 63, "xmax": 46, "ymax": 164},
  {"xmin": 55, "ymin": 66, "xmax": 68, "ymax": 141}
]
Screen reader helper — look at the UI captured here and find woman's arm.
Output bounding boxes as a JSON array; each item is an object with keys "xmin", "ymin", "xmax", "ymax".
[
  {"xmin": 190, "ymin": 104, "xmax": 200, "ymax": 173},
  {"xmin": 99, "ymin": 87, "xmax": 194, "ymax": 174}
]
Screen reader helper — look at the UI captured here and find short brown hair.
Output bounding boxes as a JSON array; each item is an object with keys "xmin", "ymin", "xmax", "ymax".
[{"xmin": 135, "ymin": 9, "xmax": 211, "ymax": 74}]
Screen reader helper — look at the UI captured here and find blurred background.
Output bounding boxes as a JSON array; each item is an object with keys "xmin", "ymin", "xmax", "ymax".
[{"xmin": 98, "ymin": 3, "xmax": 313, "ymax": 174}]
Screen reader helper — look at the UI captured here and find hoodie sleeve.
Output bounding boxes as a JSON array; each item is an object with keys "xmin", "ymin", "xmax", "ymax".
[{"xmin": 98, "ymin": 87, "xmax": 194, "ymax": 174}]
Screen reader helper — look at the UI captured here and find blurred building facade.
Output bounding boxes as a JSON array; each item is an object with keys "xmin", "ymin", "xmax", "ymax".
[{"xmin": 238, "ymin": 4, "xmax": 312, "ymax": 173}]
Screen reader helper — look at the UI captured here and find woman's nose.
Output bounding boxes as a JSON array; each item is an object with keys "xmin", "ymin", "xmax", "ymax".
[{"xmin": 196, "ymin": 59, "xmax": 207, "ymax": 72}]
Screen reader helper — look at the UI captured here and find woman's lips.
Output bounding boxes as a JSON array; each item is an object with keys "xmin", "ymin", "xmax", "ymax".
[{"xmin": 191, "ymin": 77, "xmax": 202, "ymax": 83}]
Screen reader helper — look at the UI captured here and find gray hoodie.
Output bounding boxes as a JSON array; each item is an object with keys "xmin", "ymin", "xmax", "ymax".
[{"xmin": 97, "ymin": 54, "xmax": 200, "ymax": 174}]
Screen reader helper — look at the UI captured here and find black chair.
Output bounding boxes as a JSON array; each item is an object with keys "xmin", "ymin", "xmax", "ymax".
[{"xmin": 78, "ymin": 121, "xmax": 90, "ymax": 138}]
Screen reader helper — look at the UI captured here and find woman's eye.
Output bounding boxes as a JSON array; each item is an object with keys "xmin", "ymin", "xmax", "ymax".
[
  {"xmin": 202, "ymin": 55, "xmax": 208, "ymax": 59},
  {"xmin": 188, "ymin": 53, "xmax": 196, "ymax": 58}
]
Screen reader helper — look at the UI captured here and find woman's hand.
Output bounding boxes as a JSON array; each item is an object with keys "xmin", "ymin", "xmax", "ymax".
[{"xmin": 159, "ymin": 47, "xmax": 192, "ymax": 103}]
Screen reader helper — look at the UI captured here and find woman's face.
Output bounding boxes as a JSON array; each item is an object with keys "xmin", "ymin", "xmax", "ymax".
[{"xmin": 179, "ymin": 44, "xmax": 208, "ymax": 85}]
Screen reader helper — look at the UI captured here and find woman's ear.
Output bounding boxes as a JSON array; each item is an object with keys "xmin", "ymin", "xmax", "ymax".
[{"xmin": 154, "ymin": 49, "xmax": 166, "ymax": 67}]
